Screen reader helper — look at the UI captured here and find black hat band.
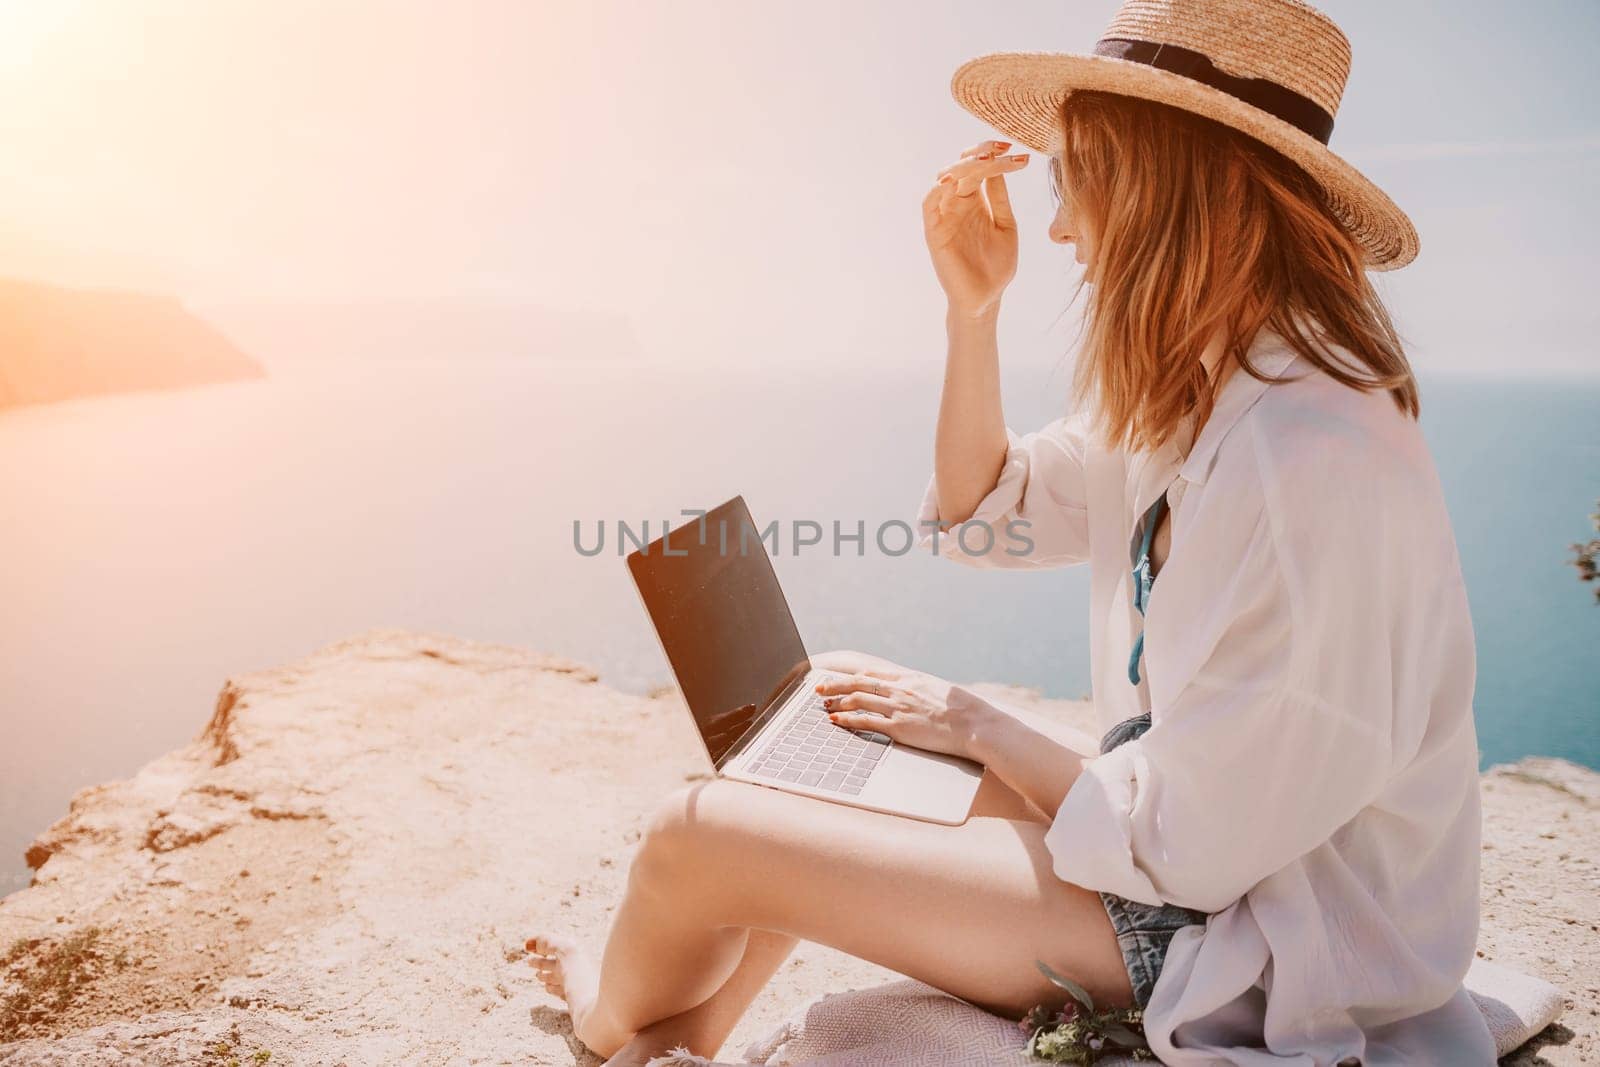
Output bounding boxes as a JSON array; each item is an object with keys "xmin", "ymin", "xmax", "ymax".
[{"xmin": 1092, "ymin": 37, "xmax": 1336, "ymax": 145}]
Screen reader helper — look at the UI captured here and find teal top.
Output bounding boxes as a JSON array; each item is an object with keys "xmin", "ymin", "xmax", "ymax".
[{"xmin": 1127, "ymin": 487, "xmax": 1171, "ymax": 686}]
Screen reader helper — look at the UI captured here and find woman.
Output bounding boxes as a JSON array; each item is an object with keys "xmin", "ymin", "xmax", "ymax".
[{"xmin": 526, "ymin": 1, "xmax": 1496, "ymax": 1063}]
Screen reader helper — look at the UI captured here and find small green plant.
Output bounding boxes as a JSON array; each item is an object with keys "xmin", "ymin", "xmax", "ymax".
[
  {"xmin": 1021, "ymin": 961, "xmax": 1157, "ymax": 1063},
  {"xmin": 0, "ymin": 926, "xmax": 123, "ymax": 1041},
  {"xmin": 1571, "ymin": 498, "xmax": 1600, "ymax": 604},
  {"xmin": 200, "ymin": 1023, "xmax": 270, "ymax": 1067}
]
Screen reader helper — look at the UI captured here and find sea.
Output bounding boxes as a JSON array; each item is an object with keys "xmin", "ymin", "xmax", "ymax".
[{"xmin": 0, "ymin": 355, "xmax": 1596, "ymax": 894}]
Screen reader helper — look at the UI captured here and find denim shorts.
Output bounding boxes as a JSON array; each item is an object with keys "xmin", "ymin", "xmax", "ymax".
[{"xmin": 1095, "ymin": 710, "xmax": 1210, "ymax": 1009}]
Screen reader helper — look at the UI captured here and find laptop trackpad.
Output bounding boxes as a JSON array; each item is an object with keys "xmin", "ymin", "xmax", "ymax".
[{"xmin": 861, "ymin": 743, "xmax": 984, "ymax": 825}]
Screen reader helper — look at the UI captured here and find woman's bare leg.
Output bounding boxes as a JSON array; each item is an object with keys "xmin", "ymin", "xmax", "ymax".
[
  {"xmin": 587, "ymin": 768, "xmax": 1043, "ymax": 1061},
  {"xmin": 597, "ymin": 928, "xmax": 796, "ymax": 1063},
  {"xmin": 528, "ymin": 770, "xmax": 1131, "ymax": 1061}
]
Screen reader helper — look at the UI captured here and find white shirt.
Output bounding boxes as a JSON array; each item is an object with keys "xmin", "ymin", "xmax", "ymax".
[{"xmin": 916, "ymin": 326, "xmax": 1496, "ymax": 1065}]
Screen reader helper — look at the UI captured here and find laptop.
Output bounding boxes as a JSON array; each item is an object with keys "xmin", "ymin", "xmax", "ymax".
[{"xmin": 626, "ymin": 495, "xmax": 983, "ymax": 825}]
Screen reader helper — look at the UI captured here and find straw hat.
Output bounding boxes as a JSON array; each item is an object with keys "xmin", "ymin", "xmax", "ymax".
[{"xmin": 950, "ymin": 0, "xmax": 1418, "ymax": 270}]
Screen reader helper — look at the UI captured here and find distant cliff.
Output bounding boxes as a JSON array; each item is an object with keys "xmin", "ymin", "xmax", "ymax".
[
  {"xmin": 199, "ymin": 298, "xmax": 643, "ymax": 363},
  {"xmin": 0, "ymin": 279, "xmax": 263, "ymax": 410}
]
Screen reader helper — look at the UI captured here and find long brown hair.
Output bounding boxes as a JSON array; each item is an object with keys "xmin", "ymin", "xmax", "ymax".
[{"xmin": 1051, "ymin": 89, "xmax": 1418, "ymax": 455}]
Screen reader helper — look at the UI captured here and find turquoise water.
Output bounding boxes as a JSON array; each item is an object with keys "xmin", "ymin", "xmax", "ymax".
[
  {"xmin": 0, "ymin": 361, "xmax": 1595, "ymax": 894},
  {"xmin": 1422, "ymin": 379, "xmax": 1599, "ymax": 771}
]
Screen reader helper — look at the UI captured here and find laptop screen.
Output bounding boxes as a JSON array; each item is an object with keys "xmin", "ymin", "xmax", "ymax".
[{"xmin": 627, "ymin": 496, "xmax": 810, "ymax": 767}]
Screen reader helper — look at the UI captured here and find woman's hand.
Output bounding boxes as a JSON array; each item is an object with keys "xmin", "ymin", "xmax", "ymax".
[
  {"xmin": 809, "ymin": 649, "xmax": 997, "ymax": 763},
  {"xmin": 922, "ymin": 139, "xmax": 1031, "ymax": 319}
]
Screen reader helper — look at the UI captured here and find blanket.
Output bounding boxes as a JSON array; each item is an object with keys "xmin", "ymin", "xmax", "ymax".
[{"xmin": 644, "ymin": 957, "xmax": 1564, "ymax": 1066}]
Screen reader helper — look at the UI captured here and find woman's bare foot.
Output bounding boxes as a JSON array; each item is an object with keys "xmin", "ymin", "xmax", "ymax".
[
  {"xmin": 525, "ymin": 932, "xmax": 611, "ymax": 1054},
  {"xmin": 524, "ymin": 933, "xmax": 720, "ymax": 1064}
]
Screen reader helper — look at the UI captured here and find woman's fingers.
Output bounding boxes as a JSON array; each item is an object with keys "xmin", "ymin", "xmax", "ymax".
[
  {"xmin": 945, "ymin": 138, "xmax": 1019, "ymax": 195},
  {"xmin": 935, "ymin": 152, "xmax": 1029, "ymax": 194},
  {"xmin": 814, "ymin": 671, "xmax": 897, "ymax": 696},
  {"xmin": 937, "ymin": 140, "xmax": 1026, "ymax": 180},
  {"xmin": 824, "ymin": 692, "xmax": 898, "ymax": 727},
  {"xmin": 821, "ymin": 689, "xmax": 896, "ymax": 713},
  {"xmin": 984, "ymin": 170, "xmax": 1018, "ymax": 230},
  {"xmin": 934, "ymin": 154, "xmax": 1030, "ymax": 195},
  {"xmin": 962, "ymin": 138, "xmax": 1012, "ymax": 159},
  {"xmin": 924, "ymin": 141, "xmax": 1030, "ymax": 231},
  {"xmin": 820, "ymin": 679, "xmax": 900, "ymax": 721},
  {"xmin": 921, "ymin": 181, "xmax": 947, "ymax": 234}
]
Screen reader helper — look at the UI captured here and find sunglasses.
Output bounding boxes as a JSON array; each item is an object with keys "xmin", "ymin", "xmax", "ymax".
[{"xmin": 1046, "ymin": 155, "xmax": 1068, "ymax": 206}]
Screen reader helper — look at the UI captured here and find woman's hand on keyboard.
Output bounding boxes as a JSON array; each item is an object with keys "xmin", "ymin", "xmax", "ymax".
[{"xmin": 809, "ymin": 650, "xmax": 995, "ymax": 763}]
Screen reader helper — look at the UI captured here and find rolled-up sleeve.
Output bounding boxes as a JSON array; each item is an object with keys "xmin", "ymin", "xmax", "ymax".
[
  {"xmin": 916, "ymin": 411, "xmax": 1092, "ymax": 569},
  {"xmin": 1044, "ymin": 423, "xmax": 1401, "ymax": 913}
]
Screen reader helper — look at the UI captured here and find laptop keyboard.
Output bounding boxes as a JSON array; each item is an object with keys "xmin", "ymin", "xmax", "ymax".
[{"xmin": 744, "ymin": 692, "xmax": 891, "ymax": 795}]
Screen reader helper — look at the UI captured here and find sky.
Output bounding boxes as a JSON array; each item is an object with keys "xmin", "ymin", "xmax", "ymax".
[{"xmin": 0, "ymin": 0, "xmax": 1595, "ymax": 378}]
